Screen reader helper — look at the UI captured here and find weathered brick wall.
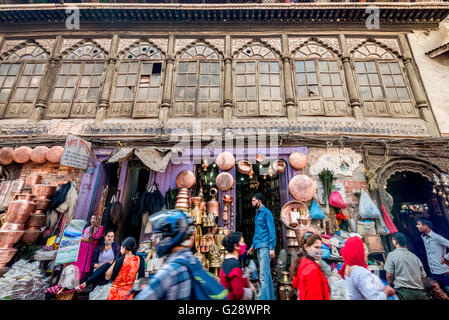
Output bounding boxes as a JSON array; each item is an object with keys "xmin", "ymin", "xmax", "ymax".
[{"xmin": 18, "ymin": 162, "xmax": 84, "ymax": 188}]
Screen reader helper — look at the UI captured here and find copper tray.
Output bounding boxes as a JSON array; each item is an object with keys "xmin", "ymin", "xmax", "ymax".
[
  {"xmin": 288, "ymin": 174, "xmax": 317, "ymax": 202},
  {"xmin": 281, "ymin": 200, "xmax": 309, "ymax": 229},
  {"xmin": 215, "ymin": 152, "xmax": 235, "ymax": 171},
  {"xmin": 216, "ymin": 172, "xmax": 234, "ymax": 192},
  {"xmin": 289, "ymin": 152, "xmax": 307, "ymax": 170},
  {"xmin": 175, "ymin": 170, "xmax": 196, "ymax": 189}
]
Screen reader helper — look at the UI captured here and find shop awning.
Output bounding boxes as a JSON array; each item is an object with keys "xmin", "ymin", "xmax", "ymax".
[{"xmin": 107, "ymin": 147, "xmax": 173, "ymax": 173}]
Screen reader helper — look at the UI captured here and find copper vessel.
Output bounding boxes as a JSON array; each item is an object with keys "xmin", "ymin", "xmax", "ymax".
[
  {"xmin": 13, "ymin": 146, "xmax": 32, "ymax": 164},
  {"xmin": 0, "ymin": 229, "xmax": 25, "ymax": 246},
  {"xmin": 1, "ymin": 222, "xmax": 25, "ymax": 231},
  {"xmin": 237, "ymin": 160, "xmax": 252, "ymax": 175},
  {"xmin": 6, "ymin": 194, "xmax": 36, "ymax": 224},
  {"xmin": 215, "ymin": 152, "xmax": 235, "ymax": 171},
  {"xmin": 21, "ymin": 230, "xmax": 41, "ymax": 245},
  {"xmin": 278, "ymin": 271, "xmax": 296, "ymax": 300},
  {"xmin": 281, "ymin": 200, "xmax": 309, "ymax": 229},
  {"xmin": 34, "ymin": 198, "xmax": 51, "ymax": 211},
  {"xmin": 30, "ymin": 146, "xmax": 49, "ymax": 164},
  {"xmin": 222, "ymin": 194, "xmax": 233, "ymax": 222},
  {"xmin": 272, "ymin": 160, "xmax": 286, "ymax": 174},
  {"xmin": 288, "ymin": 174, "xmax": 317, "ymax": 202},
  {"xmin": 287, "ymin": 238, "xmax": 299, "ymax": 247},
  {"xmin": 175, "ymin": 170, "xmax": 196, "ymax": 189},
  {"xmin": 214, "ymin": 227, "xmax": 226, "ymax": 251},
  {"xmin": 26, "ymin": 214, "xmax": 46, "ymax": 228},
  {"xmin": 47, "ymin": 146, "xmax": 64, "ymax": 164},
  {"xmin": 197, "ymin": 188, "xmax": 206, "ymax": 211},
  {"xmin": 0, "ymin": 147, "xmax": 14, "ymax": 165},
  {"xmin": 0, "ymin": 248, "xmax": 17, "ymax": 269},
  {"xmin": 191, "ymin": 196, "xmax": 203, "ymax": 225},
  {"xmin": 207, "ymin": 188, "xmax": 220, "ymax": 217},
  {"xmin": 25, "ymin": 174, "xmax": 42, "ymax": 187},
  {"xmin": 175, "ymin": 188, "xmax": 191, "ymax": 211},
  {"xmin": 289, "ymin": 152, "xmax": 307, "ymax": 170},
  {"xmin": 216, "ymin": 172, "xmax": 234, "ymax": 192},
  {"xmin": 32, "ymin": 184, "xmax": 56, "ymax": 198}
]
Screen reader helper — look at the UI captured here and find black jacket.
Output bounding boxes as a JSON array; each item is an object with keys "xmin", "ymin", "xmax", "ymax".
[{"xmin": 91, "ymin": 242, "xmax": 121, "ymax": 268}]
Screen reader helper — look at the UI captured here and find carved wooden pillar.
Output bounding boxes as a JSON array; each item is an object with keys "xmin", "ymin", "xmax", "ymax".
[
  {"xmin": 399, "ymin": 34, "xmax": 439, "ymax": 137},
  {"xmin": 223, "ymin": 36, "xmax": 233, "ymax": 124},
  {"xmin": 340, "ymin": 35, "xmax": 364, "ymax": 121},
  {"xmin": 95, "ymin": 34, "xmax": 119, "ymax": 122},
  {"xmin": 282, "ymin": 35, "xmax": 296, "ymax": 121},
  {"xmin": 159, "ymin": 34, "xmax": 175, "ymax": 123},
  {"xmin": 29, "ymin": 36, "xmax": 63, "ymax": 123}
]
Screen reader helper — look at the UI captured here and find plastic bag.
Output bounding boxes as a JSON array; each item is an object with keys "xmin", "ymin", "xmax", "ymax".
[
  {"xmin": 310, "ymin": 199, "xmax": 325, "ymax": 220},
  {"xmin": 329, "ymin": 191, "xmax": 347, "ymax": 209},
  {"xmin": 358, "ymin": 190, "xmax": 381, "ymax": 219},
  {"xmin": 374, "ymin": 216, "xmax": 389, "ymax": 236},
  {"xmin": 321, "ymin": 243, "xmax": 331, "ymax": 259},
  {"xmin": 89, "ymin": 282, "xmax": 112, "ymax": 300}
]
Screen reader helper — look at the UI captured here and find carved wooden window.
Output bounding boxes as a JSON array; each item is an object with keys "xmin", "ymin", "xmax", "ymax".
[
  {"xmin": 0, "ymin": 44, "xmax": 48, "ymax": 119},
  {"xmin": 173, "ymin": 44, "xmax": 221, "ymax": 117},
  {"xmin": 111, "ymin": 43, "xmax": 163, "ymax": 118},
  {"xmin": 293, "ymin": 42, "xmax": 348, "ymax": 116},
  {"xmin": 353, "ymin": 43, "xmax": 415, "ymax": 117},
  {"xmin": 234, "ymin": 43, "xmax": 284, "ymax": 117},
  {"xmin": 47, "ymin": 43, "xmax": 106, "ymax": 119}
]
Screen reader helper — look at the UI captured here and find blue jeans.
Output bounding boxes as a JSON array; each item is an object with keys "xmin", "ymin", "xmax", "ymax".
[{"xmin": 257, "ymin": 247, "xmax": 274, "ymax": 300}]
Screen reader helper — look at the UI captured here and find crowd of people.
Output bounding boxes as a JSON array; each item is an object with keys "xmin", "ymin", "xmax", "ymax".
[{"xmin": 44, "ymin": 192, "xmax": 449, "ymax": 300}]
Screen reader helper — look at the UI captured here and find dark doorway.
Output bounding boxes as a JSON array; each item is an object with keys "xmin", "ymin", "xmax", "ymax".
[{"xmin": 386, "ymin": 171, "xmax": 449, "ymax": 275}]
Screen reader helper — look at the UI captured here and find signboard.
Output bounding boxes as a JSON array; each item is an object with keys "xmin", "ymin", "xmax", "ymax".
[
  {"xmin": 60, "ymin": 134, "xmax": 92, "ymax": 170},
  {"xmin": 55, "ymin": 219, "xmax": 86, "ymax": 266}
]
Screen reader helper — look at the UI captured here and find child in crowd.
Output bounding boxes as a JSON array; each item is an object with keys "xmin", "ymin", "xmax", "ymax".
[{"xmin": 424, "ymin": 278, "xmax": 449, "ymax": 300}]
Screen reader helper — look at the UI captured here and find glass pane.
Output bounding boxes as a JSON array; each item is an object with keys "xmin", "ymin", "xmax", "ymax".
[
  {"xmin": 235, "ymin": 75, "xmax": 245, "ymax": 87},
  {"xmin": 260, "ymin": 75, "xmax": 269, "ymax": 86},
  {"xmin": 297, "ymin": 86, "xmax": 308, "ymax": 98},
  {"xmin": 361, "ymin": 86, "xmax": 372, "ymax": 99},
  {"xmin": 271, "ymin": 74, "xmax": 280, "ymax": 85},
  {"xmin": 393, "ymin": 75, "xmax": 405, "ymax": 86},
  {"xmin": 368, "ymin": 74, "xmax": 380, "ymax": 85},
  {"xmin": 307, "ymin": 73, "xmax": 317, "ymax": 85},
  {"xmin": 187, "ymin": 62, "xmax": 196, "ymax": 73},
  {"xmin": 114, "ymin": 87, "xmax": 124, "ymax": 99},
  {"xmin": 320, "ymin": 73, "xmax": 331, "ymax": 85},
  {"xmin": 149, "ymin": 88, "xmax": 159, "ymax": 100},
  {"xmin": 66, "ymin": 75, "xmax": 77, "ymax": 87},
  {"xmin": 18, "ymin": 75, "xmax": 30, "ymax": 87},
  {"xmin": 76, "ymin": 88, "xmax": 87, "ymax": 100},
  {"xmin": 329, "ymin": 61, "xmax": 339, "ymax": 72},
  {"xmin": 210, "ymin": 87, "xmax": 219, "ymax": 100},
  {"xmin": 13, "ymin": 88, "xmax": 26, "ymax": 100},
  {"xmin": 397, "ymin": 87, "xmax": 409, "ymax": 99},
  {"xmin": 187, "ymin": 74, "xmax": 196, "ymax": 86},
  {"xmin": 53, "ymin": 87, "xmax": 64, "ymax": 100},
  {"xmin": 200, "ymin": 75, "xmax": 209, "ymax": 86},
  {"xmin": 260, "ymin": 86, "xmax": 269, "ymax": 99},
  {"xmin": 24, "ymin": 64, "xmax": 34, "ymax": 75},
  {"xmin": 25, "ymin": 88, "xmax": 37, "ymax": 100},
  {"xmin": 382, "ymin": 75, "xmax": 394, "ymax": 86},
  {"xmin": 63, "ymin": 88, "xmax": 74, "ymax": 101},
  {"xmin": 141, "ymin": 63, "xmax": 152, "ymax": 75},
  {"xmin": 372, "ymin": 86, "xmax": 383, "ymax": 98},
  {"xmin": 199, "ymin": 87, "xmax": 209, "ymax": 99},
  {"xmin": 318, "ymin": 61, "xmax": 328, "ymax": 72},
  {"xmin": 333, "ymin": 86, "xmax": 344, "ymax": 98},
  {"xmin": 270, "ymin": 62, "xmax": 279, "ymax": 73},
  {"xmin": 56, "ymin": 75, "xmax": 67, "ymax": 87},
  {"xmin": 389, "ymin": 62, "xmax": 401, "ymax": 74},
  {"xmin": 70, "ymin": 63, "xmax": 81, "ymax": 74},
  {"xmin": 137, "ymin": 87, "xmax": 148, "ymax": 100},
  {"xmin": 295, "ymin": 61, "xmax": 305, "ymax": 73},
  {"xmin": 296, "ymin": 73, "xmax": 306, "ymax": 85},
  {"xmin": 355, "ymin": 62, "xmax": 365, "ymax": 73},
  {"xmin": 236, "ymin": 63, "xmax": 245, "ymax": 74},
  {"xmin": 80, "ymin": 76, "xmax": 91, "ymax": 87},
  {"xmin": 0, "ymin": 64, "xmax": 9, "ymax": 75},
  {"xmin": 150, "ymin": 75, "xmax": 161, "ymax": 86},
  {"xmin": 210, "ymin": 63, "xmax": 220, "ymax": 74},
  {"xmin": 186, "ymin": 87, "xmax": 196, "ymax": 99},
  {"xmin": 178, "ymin": 62, "xmax": 187, "ymax": 73},
  {"xmin": 379, "ymin": 62, "xmax": 390, "ymax": 74},
  {"xmin": 0, "ymin": 89, "xmax": 10, "ymax": 100},
  {"xmin": 358, "ymin": 74, "xmax": 369, "ymax": 86},
  {"xmin": 247, "ymin": 74, "xmax": 256, "ymax": 86},
  {"xmin": 309, "ymin": 86, "xmax": 319, "ymax": 96},
  {"xmin": 236, "ymin": 87, "xmax": 245, "ymax": 99},
  {"xmin": 124, "ymin": 87, "xmax": 134, "ymax": 100},
  {"xmin": 175, "ymin": 87, "xmax": 185, "ymax": 99},
  {"xmin": 386, "ymin": 87, "xmax": 398, "ymax": 100},
  {"xmin": 210, "ymin": 75, "xmax": 219, "ymax": 86},
  {"xmin": 4, "ymin": 76, "xmax": 15, "ymax": 88},
  {"xmin": 118, "ymin": 62, "xmax": 129, "ymax": 73},
  {"xmin": 305, "ymin": 60, "xmax": 315, "ymax": 72},
  {"xmin": 30, "ymin": 76, "xmax": 41, "ymax": 87},
  {"xmin": 200, "ymin": 63, "xmax": 209, "ymax": 74},
  {"xmin": 322, "ymin": 86, "xmax": 333, "ymax": 98},
  {"xmin": 94, "ymin": 63, "xmax": 104, "ymax": 74},
  {"xmin": 271, "ymin": 86, "xmax": 280, "ymax": 99},
  {"xmin": 93, "ymin": 75, "xmax": 103, "ymax": 87},
  {"xmin": 246, "ymin": 62, "xmax": 255, "ymax": 74},
  {"xmin": 83, "ymin": 64, "xmax": 93, "ymax": 74},
  {"xmin": 35, "ymin": 63, "xmax": 45, "ymax": 74},
  {"xmin": 260, "ymin": 62, "xmax": 269, "ymax": 74},
  {"xmin": 116, "ymin": 74, "xmax": 127, "ymax": 87},
  {"xmin": 177, "ymin": 74, "xmax": 186, "ymax": 86},
  {"xmin": 330, "ymin": 73, "xmax": 341, "ymax": 85},
  {"xmin": 366, "ymin": 62, "xmax": 377, "ymax": 73},
  {"xmin": 247, "ymin": 86, "xmax": 256, "ymax": 99},
  {"xmin": 10, "ymin": 64, "xmax": 20, "ymax": 75}
]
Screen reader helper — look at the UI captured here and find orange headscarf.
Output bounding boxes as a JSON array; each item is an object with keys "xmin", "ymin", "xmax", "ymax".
[{"xmin": 338, "ymin": 236, "xmax": 368, "ymax": 279}]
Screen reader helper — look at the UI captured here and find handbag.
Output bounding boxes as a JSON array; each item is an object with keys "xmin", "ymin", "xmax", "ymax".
[
  {"xmin": 89, "ymin": 282, "xmax": 113, "ymax": 300},
  {"xmin": 310, "ymin": 199, "xmax": 325, "ymax": 220}
]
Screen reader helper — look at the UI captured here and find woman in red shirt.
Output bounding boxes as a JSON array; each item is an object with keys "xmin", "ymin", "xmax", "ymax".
[
  {"xmin": 220, "ymin": 232, "xmax": 254, "ymax": 300},
  {"xmin": 289, "ymin": 232, "xmax": 330, "ymax": 300}
]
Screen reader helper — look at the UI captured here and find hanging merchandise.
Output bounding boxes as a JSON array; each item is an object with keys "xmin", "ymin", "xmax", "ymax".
[
  {"xmin": 102, "ymin": 198, "xmax": 123, "ymax": 234},
  {"xmin": 318, "ymin": 169, "xmax": 336, "ymax": 213},
  {"xmin": 288, "ymin": 174, "xmax": 317, "ymax": 202},
  {"xmin": 139, "ymin": 182, "xmax": 165, "ymax": 217},
  {"xmin": 309, "ymin": 199, "xmax": 325, "ymax": 220},
  {"xmin": 45, "ymin": 182, "xmax": 72, "ymax": 232},
  {"xmin": 374, "ymin": 217, "xmax": 390, "ymax": 236},
  {"xmin": 329, "ymin": 191, "xmax": 347, "ymax": 209},
  {"xmin": 358, "ymin": 190, "xmax": 382, "ymax": 220}
]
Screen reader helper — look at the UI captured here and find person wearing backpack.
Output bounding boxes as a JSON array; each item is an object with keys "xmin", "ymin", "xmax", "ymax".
[{"xmin": 134, "ymin": 209, "xmax": 228, "ymax": 300}]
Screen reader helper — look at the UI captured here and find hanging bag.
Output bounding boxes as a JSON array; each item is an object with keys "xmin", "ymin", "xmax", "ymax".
[
  {"xmin": 358, "ymin": 190, "xmax": 381, "ymax": 219},
  {"xmin": 310, "ymin": 199, "xmax": 325, "ymax": 220},
  {"xmin": 329, "ymin": 191, "xmax": 347, "ymax": 209}
]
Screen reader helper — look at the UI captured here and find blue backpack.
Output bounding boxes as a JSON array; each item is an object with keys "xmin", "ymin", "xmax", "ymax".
[{"xmin": 173, "ymin": 258, "xmax": 228, "ymax": 300}]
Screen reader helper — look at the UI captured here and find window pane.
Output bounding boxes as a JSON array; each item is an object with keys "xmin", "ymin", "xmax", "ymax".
[
  {"xmin": 322, "ymin": 86, "xmax": 333, "ymax": 98},
  {"xmin": 361, "ymin": 86, "xmax": 372, "ymax": 99},
  {"xmin": 236, "ymin": 75, "xmax": 245, "ymax": 87},
  {"xmin": 247, "ymin": 62, "xmax": 255, "ymax": 73},
  {"xmin": 236, "ymin": 63, "xmax": 245, "ymax": 74},
  {"xmin": 320, "ymin": 73, "xmax": 331, "ymax": 85},
  {"xmin": 175, "ymin": 87, "xmax": 185, "ymax": 99},
  {"xmin": 124, "ymin": 87, "xmax": 134, "ymax": 100},
  {"xmin": 358, "ymin": 74, "xmax": 369, "ymax": 86},
  {"xmin": 210, "ymin": 87, "xmax": 219, "ymax": 100},
  {"xmin": 150, "ymin": 75, "xmax": 161, "ymax": 86},
  {"xmin": 187, "ymin": 62, "xmax": 196, "ymax": 73},
  {"xmin": 355, "ymin": 62, "xmax": 366, "ymax": 73},
  {"xmin": 25, "ymin": 88, "xmax": 37, "ymax": 100},
  {"xmin": 141, "ymin": 63, "xmax": 152, "ymax": 75},
  {"xmin": 18, "ymin": 76, "xmax": 30, "ymax": 87},
  {"xmin": 116, "ymin": 75, "xmax": 127, "ymax": 87},
  {"xmin": 118, "ymin": 62, "xmax": 129, "ymax": 73},
  {"xmin": 330, "ymin": 73, "xmax": 341, "ymax": 85},
  {"xmin": 0, "ymin": 64, "xmax": 9, "ymax": 75},
  {"xmin": 260, "ymin": 62, "xmax": 269, "ymax": 74},
  {"xmin": 397, "ymin": 87, "xmax": 409, "ymax": 99},
  {"xmin": 372, "ymin": 86, "xmax": 383, "ymax": 98},
  {"xmin": 271, "ymin": 74, "xmax": 280, "ymax": 85},
  {"xmin": 318, "ymin": 61, "xmax": 328, "ymax": 72},
  {"xmin": 385, "ymin": 87, "xmax": 398, "ymax": 99},
  {"xmin": 296, "ymin": 73, "xmax": 306, "ymax": 85},
  {"xmin": 93, "ymin": 75, "xmax": 103, "ymax": 87},
  {"xmin": 24, "ymin": 64, "xmax": 34, "ymax": 75},
  {"xmin": 305, "ymin": 60, "xmax": 315, "ymax": 72},
  {"xmin": 177, "ymin": 74, "xmax": 186, "ymax": 86},
  {"xmin": 4, "ymin": 76, "xmax": 15, "ymax": 88},
  {"xmin": 149, "ymin": 88, "xmax": 159, "ymax": 100},
  {"xmin": 80, "ymin": 76, "xmax": 91, "ymax": 87},
  {"xmin": 13, "ymin": 88, "xmax": 26, "ymax": 100},
  {"xmin": 137, "ymin": 87, "xmax": 148, "ymax": 100},
  {"xmin": 393, "ymin": 75, "xmax": 405, "ymax": 86},
  {"xmin": 329, "ymin": 61, "xmax": 339, "ymax": 72},
  {"xmin": 368, "ymin": 74, "xmax": 380, "ymax": 85},
  {"xmin": 63, "ymin": 88, "xmax": 74, "ymax": 101},
  {"xmin": 270, "ymin": 62, "xmax": 279, "ymax": 73},
  {"xmin": 70, "ymin": 63, "xmax": 81, "ymax": 74},
  {"xmin": 389, "ymin": 62, "xmax": 401, "ymax": 74},
  {"xmin": 236, "ymin": 87, "xmax": 245, "ymax": 99},
  {"xmin": 200, "ymin": 75, "xmax": 209, "ymax": 86},
  {"xmin": 379, "ymin": 63, "xmax": 390, "ymax": 74},
  {"xmin": 30, "ymin": 76, "xmax": 41, "ymax": 87},
  {"xmin": 187, "ymin": 74, "xmax": 196, "ymax": 85},
  {"xmin": 307, "ymin": 73, "xmax": 317, "ymax": 85},
  {"xmin": 309, "ymin": 86, "xmax": 319, "ymax": 96},
  {"xmin": 260, "ymin": 86, "xmax": 269, "ymax": 99},
  {"xmin": 0, "ymin": 89, "xmax": 10, "ymax": 100},
  {"xmin": 297, "ymin": 86, "xmax": 308, "ymax": 98},
  {"xmin": 76, "ymin": 88, "xmax": 87, "ymax": 100},
  {"xmin": 200, "ymin": 63, "xmax": 209, "ymax": 74},
  {"xmin": 114, "ymin": 87, "xmax": 124, "ymax": 99},
  {"xmin": 366, "ymin": 62, "xmax": 377, "ymax": 73},
  {"xmin": 210, "ymin": 63, "xmax": 220, "ymax": 74},
  {"xmin": 186, "ymin": 87, "xmax": 196, "ymax": 99},
  {"xmin": 247, "ymin": 74, "xmax": 256, "ymax": 86},
  {"xmin": 10, "ymin": 64, "xmax": 20, "ymax": 75},
  {"xmin": 333, "ymin": 86, "xmax": 344, "ymax": 98},
  {"xmin": 247, "ymin": 86, "xmax": 256, "ymax": 99},
  {"xmin": 382, "ymin": 75, "xmax": 394, "ymax": 86},
  {"xmin": 178, "ymin": 62, "xmax": 187, "ymax": 73},
  {"xmin": 260, "ymin": 76, "xmax": 269, "ymax": 86},
  {"xmin": 210, "ymin": 75, "xmax": 219, "ymax": 86},
  {"xmin": 271, "ymin": 86, "xmax": 280, "ymax": 99},
  {"xmin": 295, "ymin": 61, "xmax": 305, "ymax": 72},
  {"xmin": 199, "ymin": 87, "xmax": 209, "ymax": 99}
]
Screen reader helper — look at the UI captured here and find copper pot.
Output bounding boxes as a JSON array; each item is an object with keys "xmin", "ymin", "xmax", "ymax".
[
  {"xmin": 288, "ymin": 174, "xmax": 317, "ymax": 202},
  {"xmin": 215, "ymin": 152, "xmax": 235, "ymax": 171},
  {"xmin": 21, "ymin": 230, "xmax": 41, "ymax": 245},
  {"xmin": 31, "ymin": 185, "xmax": 56, "ymax": 198},
  {"xmin": 175, "ymin": 170, "xmax": 196, "ymax": 189},
  {"xmin": 30, "ymin": 146, "xmax": 49, "ymax": 164},
  {"xmin": 207, "ymin": 188, "xmax": 220, "ymax": 217},
  {"xmin": 0, "ymin": 248, "xmax": 17, "ymax": 269},
  {"xmin": 1, "ymin": 222, "xmax": 25, "ymax": 231},
  {"xmin": 237, "ymin": 160, "xmax": 252, "ymax": 175},
  {"xmin": 25, "ymin": 174, "xmax": 42, "ymax": 187},
  {"xmin": 289, "ymin": 152, "xmax": 307, "ymax": 170},
  {"xmin": 13, "ymin": 146, "xmax": 32, "ymax": 164},
  {"xmin": 0, "ymin": 229, "xmax": 25, "ymax": 246},
  {"xmin": 26, "ymin": 214, "xmax": 46, "ymax": 228},
  {"xmin": 34, "ymin": 198, "xmax": 51, "ymax": 211},
  {"xmin": 6, "ymin": 195, "xmax": 36, "ymax": 224},
  {"xmin": 272, "ymin": 160, "xmax": 286, "ymax": 174},
  {"xmin": 216, "ymin": 172, "xmax": 234, "ymax": 192},
  {"xmin": 47, "ymin": 146, "xmax": 64, "ymax": 164},
  {"xmin": 175, "ymin": 188, "xmax": 191, "ymax": 211},
  {"xmin": 0, "ymin": 147, "xmax": 14, "ymax": 165}
]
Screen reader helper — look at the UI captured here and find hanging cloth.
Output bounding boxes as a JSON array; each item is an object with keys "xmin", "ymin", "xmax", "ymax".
[{"xmin": 381, "ymin": 204, "xmax": 398, "ymax": 234}]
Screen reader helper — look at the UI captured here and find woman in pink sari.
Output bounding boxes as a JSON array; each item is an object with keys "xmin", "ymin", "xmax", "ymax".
[{"xmin": 73, "ymin": 215, "xmax": 104, "ymax": 281}]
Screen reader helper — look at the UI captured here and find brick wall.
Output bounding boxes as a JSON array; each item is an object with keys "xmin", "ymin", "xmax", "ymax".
[{"xmin": 18, "ymin": 162, "xmax": 84, "ymax": 188}]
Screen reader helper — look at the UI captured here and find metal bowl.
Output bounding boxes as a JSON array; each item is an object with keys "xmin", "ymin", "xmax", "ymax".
[{"xmin": 21, "ymin": 230, "xmax": 42, "ymax": 245}]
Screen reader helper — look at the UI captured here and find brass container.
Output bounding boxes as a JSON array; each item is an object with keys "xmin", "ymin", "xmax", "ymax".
[
  {"xmin": 175, "ymin": 188, "xmax": 191, "ymax": 211},
  {"xmin": 31, "ymin": 185, "xmax": 56, "ymax": 198},
  {"xmin": 214, "ymin": 228, "xmax": 226, "ymax": 251},
  {"xmin": 278, "ymin": 271, "xmax": 296, "ymax": 300},
  {"xmin": 21, "ymin": 230, "xmax": 42, "ymax": 245},
  {"xmin": 0, "ymin": 248, "xmax": 17, "ymax": 269},
  {"xmin": 26, "ymin": 214, "xmax": 46, "ymax": 228},
  {"xmin": 6, "ymin": 194, "xmax": 36, "ymax": 224},
  {"xmin": 237, "ymin": 160, "xmax": 252, "ymax": 175},
  {"xmin": 287, "ymin": 238, "xmax": 299, "ymax": 247},
  {"xmin": 222, "ymin": 194, "xmax": 233, "ymax": 223},
  {"xmin": 207, "ymin": 188, "xmax": 220, "ymax": 217},
  {"xmin": 285, "ymin": 229, "xmax": 296, "ymax": 238},
  {"xmin": 191, "ymin": 196, "xmax": 203, "ymax": 225},
  {"xmin": 34, "ymin": 198, "xmax": 51, "ymax": 211},
  {"xmin": 198, "ymin": 188, "xmax": 206, "ymax": 211}
]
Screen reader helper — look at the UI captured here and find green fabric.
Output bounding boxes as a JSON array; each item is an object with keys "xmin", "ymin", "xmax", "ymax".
[{"xmin": 395, "ymin": 287, "xmax": 428, "ymax": 300}]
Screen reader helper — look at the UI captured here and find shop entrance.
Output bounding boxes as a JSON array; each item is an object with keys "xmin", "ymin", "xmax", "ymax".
[
  {"xmin": 236, "ymin": 163, "xmax": 282, "ymax": 253},
  {"xmin": 386, "ymin": 170, "xmax": 449, "ymax": 275}
]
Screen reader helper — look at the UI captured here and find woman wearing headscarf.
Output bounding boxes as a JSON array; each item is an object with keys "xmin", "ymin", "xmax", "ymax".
[
  {"xmin": 289, "ymin": 232, "xmax": 330, "ymax": 300},
  {"xmin": 220, "ymin": 232, "xmax": 255, "ymax": 300},
  {"xmin": 339, "ymin": 236, "xmax": 395, "ymax": 300},
  {"xmin": 73, "ymin": 215, "xmax": 104, "ymax": 281},
  {"xmin": 105, "ymin": 237, "xmax": 145, "ymax": 300}
]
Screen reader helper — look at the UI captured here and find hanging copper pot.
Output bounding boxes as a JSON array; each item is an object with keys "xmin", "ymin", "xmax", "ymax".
[
  {"xmin": 237, "ymin": 160, "xmax": 252, "ymax": 175},
  {"xmin": 207, "ymin": 188, "xmax": 220, "ymax": 217},
  {"xmin": 30, "ymin": 146, "xmax": 49, "ymax": 164},
  {"xmin": 13, "ymin": 146, "xmax": 32, "ymax": 164},
  {"xmin": 272, "ymin": 160, "xmax": 286, "ymax": 174},
  {"xmin": 175, "ymin": 170, "xmax": 196, "ymax": 189},
  {"xmin": 289, "ymin": 152, "xmax": 307, "ymax": 170},
  {"xmin": 47, "ymin": 146, "xmax": 64, "ymax": 164},
  {"xmin": 175, "ymin": 188, "xmax": 191, "ymax": 211},
  {"xmin": 0, "ymin": 147, "xmax": 14, "ymax": 165},
  {"xmin": 288, "ymin": 174, "xmax": 317, "ymax": 202},
  {"xmin": 215, "ymin": 152, "xmax": 235, "ymax": 171},
  {"xmin": 216, "ymin": 172, "xmax": 234, "ymax": 192}
]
